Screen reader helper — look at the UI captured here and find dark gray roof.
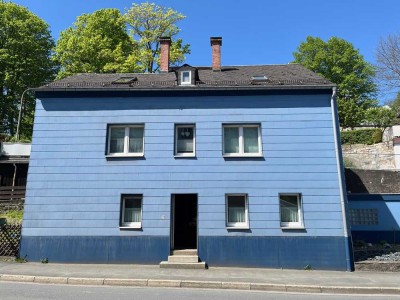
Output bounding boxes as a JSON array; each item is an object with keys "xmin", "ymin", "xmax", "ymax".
[
  {"xmin": 345, "ymin": 168, "xmax": 400, "ymax": 194},
  {"xmin": 36, "ymin": 64, "xmax": 334, "ymax": 92}
]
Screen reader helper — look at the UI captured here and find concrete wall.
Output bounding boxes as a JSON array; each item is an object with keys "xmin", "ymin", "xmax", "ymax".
[{"xmin": 20, "ymin": 93, "xmax": 349, "ymax": 270}]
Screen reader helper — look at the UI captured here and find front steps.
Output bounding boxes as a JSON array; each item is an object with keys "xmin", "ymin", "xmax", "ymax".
[{"xmin": 160, "ymin": 249, "xmax": 206, "ymax": 269}]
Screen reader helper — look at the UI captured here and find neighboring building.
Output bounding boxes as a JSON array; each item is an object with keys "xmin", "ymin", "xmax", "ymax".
[
  {"xmin": 0, "ymin": 142, "xmax": 30, "ymax": 187},
  {"xmin": 394, "ymin": 125, "xmax": 400, "ymax": 170},
  {"xmin": 346, "ymin": 168, "xmax": 400, "ymax": 244},
  {"xmin": 20, "ymin": 37, "xmax": 353, "ymax": 270},
  {"xmin": 0, "ymin": 142, "xmax": 30, "ymax": 210}
]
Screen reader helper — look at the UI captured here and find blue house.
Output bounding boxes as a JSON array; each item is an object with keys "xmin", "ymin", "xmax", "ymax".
[{"xmin": 20, "ymin": 37, "xmax": 354, "ymax": 271}]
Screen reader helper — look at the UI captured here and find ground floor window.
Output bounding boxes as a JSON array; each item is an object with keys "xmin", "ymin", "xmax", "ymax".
[
  {"xmin": 120, "ymin": 194, "xmax": 142, "ymax": 228},
  {"xmin": 280, "ymin": 193, "xmax": 303, "ymax": 228},
  {"xmin": 226, "ymin": 194, "xmax": 249, "ymax": 228}
]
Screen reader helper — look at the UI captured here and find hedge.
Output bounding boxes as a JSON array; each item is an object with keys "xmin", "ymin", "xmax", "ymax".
[{"xmin": 340, "ymin": 128, "xmax": 382, "ymax": 145}]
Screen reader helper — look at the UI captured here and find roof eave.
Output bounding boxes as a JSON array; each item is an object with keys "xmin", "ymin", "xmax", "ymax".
[{"xmin": 34, "ymin": 84, "xmax": 335, "ymax": 93}]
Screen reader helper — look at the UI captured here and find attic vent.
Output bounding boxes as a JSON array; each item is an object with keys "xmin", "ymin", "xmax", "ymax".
[
  {"xmin": 251, "ymin": 75, "xmax": 268, "ymax": 81},
  {"xmin": 112, "ymin": 77, "xmax": 137, "ymax": 84}
]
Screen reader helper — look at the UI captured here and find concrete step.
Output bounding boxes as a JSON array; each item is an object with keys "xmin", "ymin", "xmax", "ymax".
[
  {"xmin": 168, "ymin": 255, "xmax": 199, "ymax": 263},
  {"xmin": 159, "ymin": 261, "xmax": 206, "ymax": 269},
  {"xmin": 172, "ymin": 249, "xmax": 197, "ymax": 256}
]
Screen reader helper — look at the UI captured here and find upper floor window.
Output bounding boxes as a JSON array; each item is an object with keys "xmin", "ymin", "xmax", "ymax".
[
  {"xmin": 279, "ymin": 193, "xmax": 304, "ymax": 229},
  {"xmin": 181, "ymin": 71, "xmax": 191, "ymax": 85},
  {"xmin": 175, "ymin": 124, "xmax": 195, "ymax": 157},
  {"xmin": 107, "ymin": 125, "xmax": 144, "ymax": 156},
  {"xmin": 223, "ymin": 124, "xmax": 262, "ymax": 156}
]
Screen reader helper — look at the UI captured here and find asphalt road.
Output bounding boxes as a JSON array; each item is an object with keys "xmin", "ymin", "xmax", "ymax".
[{"xmin": 1, "ymin": 282, "xmax": 400, "ymax": 300}]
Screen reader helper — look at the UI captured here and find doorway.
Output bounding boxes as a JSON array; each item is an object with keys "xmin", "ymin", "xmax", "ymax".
[{"xmin": 171, "ymin": 194, "xmax": 197, "ymax": 250}]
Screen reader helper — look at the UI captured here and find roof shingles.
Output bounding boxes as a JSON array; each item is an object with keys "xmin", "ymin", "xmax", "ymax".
[{"xmin": 37, "ymin": 64, "xmax": 334, "ymax": 91}]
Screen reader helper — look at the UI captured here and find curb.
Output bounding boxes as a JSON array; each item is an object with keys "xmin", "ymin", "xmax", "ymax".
[{"xmin": 1, "ymin": 274, "xmax": 400, "ymax": 295}]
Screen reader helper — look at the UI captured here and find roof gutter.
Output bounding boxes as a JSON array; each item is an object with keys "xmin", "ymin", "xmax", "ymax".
[
  {"xmin": 34, "ymin": 85, "xmax": 335, "ymax": 93},
  {"xmin": 330, "ymin": 87, "xmax": 355, "ymax": 271}
]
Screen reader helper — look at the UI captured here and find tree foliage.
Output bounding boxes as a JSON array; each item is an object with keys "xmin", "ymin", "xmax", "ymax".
[
  {"xmin": 54, "ymin": 3, "xmax": 190, "ymax": 77},
  {"xmin": 124, "ymin": 2, "xmax": 190, "ymax": 73},
  {"xmin": 53, "ymin": 9, "xmax": 140, "ymax": 79},
  {"xmin": 293, "ymin": 36, "xmax": 378, "ymax": 128},
  {"xmin": 0, "ymin": 2, "xmax": 56, "ymax": 138},
  {"xmin": 376, "ymin": 33, "xmax": 400, "ymax": 89},
  {"xmin": 364, "ymin": 106, "xmax": 396, "ymax": 128}
]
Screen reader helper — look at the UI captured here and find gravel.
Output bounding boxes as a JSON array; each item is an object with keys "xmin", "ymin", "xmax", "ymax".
[{"xmin": 367, "ymin": 251, "xmax": 400, "ymax": 262}]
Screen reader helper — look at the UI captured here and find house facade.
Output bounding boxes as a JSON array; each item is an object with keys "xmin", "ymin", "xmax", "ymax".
[{"xmin": 20, "ymin": 37, "xmax": 353, "ymax": 270}]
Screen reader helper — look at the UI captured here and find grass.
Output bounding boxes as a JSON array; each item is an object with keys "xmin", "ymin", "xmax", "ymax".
[{"xmin": 0, "ymin": 210, "xmax": 23, "ymax": 224}]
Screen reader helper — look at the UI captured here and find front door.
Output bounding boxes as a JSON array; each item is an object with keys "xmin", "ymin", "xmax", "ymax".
[{"xmin": 172, "ymin": 194, "xmax": 197, "ymax": 250}]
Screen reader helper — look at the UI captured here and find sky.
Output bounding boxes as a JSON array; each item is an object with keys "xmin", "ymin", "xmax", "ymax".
[{"xmin": 10, "ymin": 0, "xmax": 400, "ymax": 100}]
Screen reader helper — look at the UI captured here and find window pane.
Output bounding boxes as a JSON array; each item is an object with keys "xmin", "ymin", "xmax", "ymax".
[
  {"xmin": 182, "ymin": 71, "xmax": 190, "ymax": 83},
  {"xmin": 243, "ymin": 127, "xmax": 259, "ymax": 153},
  {"xmin": 280, "ymin": 195, "xmax": 299, "ymax": 223},
  {"xmin": 128, "ymin": 127, "xmax": 144, "ymax": 153},
  {"xmin": 224, "ymin": 127, "xmax": 239, "ymax": 154},
  {"xmin": 177, "ymin": 127, "xmax": 194, "ymax": 153},
  {"xmin": 110, "ymin": 127, "xmax": 125, "ymax": 153},
  {"xmin": 124, "ymin": 198, "xmax": 141, "ymax": 223},
  {"xmin": 228, "ymin": 196, "xmax": 246, "ymax": 223}
]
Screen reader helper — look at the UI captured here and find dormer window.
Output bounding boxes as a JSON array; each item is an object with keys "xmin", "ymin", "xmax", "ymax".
[{"xmin": 181, "ymin": 71, "xmax": 191, "ymax": 85}]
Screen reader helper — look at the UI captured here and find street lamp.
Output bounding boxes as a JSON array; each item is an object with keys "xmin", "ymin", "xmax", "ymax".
[{"xmin": 15, "ymin": 88, "xmax": 33, "ymax": 141}]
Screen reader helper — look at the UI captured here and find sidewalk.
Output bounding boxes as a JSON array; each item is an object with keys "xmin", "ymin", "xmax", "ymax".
[{"xmin": 1, "ymin": 261, "xmax": 400, "ymax": 295}]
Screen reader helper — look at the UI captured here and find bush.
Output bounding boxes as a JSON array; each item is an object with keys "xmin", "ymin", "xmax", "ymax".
[
  {"xmin": 340, "ymin": 129, "xmax": 383, "ymax": 145},
  {"xmin": 0, "ymin": 210, "xmax": 23, "ymax": 224}
]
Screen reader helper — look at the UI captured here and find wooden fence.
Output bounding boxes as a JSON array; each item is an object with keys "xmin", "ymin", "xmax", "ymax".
[
  {"xmin": 0, "ymin": 224, "xmax": 22, "ymax": 256},
  {"xmin": 0, "ymin": 186, "xmax": 25, "ymax": 210}
]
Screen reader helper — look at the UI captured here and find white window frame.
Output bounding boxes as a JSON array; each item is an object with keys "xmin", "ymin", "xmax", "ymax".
[
  {"xmin": 225, "ymin": 194, "xmax": 249, "ymax": 229},
  {"xmin": 279, "ymin": 193, "xmax": 304, "ymax": 229},
  {"xmin": 107, "ymin": 125, "xmax": 144, "ymax": 157},
  {"xmin": 180, "ymin": 71, "xmax": 191, "ymax": 85},
  {"xmin": 120, "ymin": 194, "xmax": 143, "ymax": 229},
  {"xmin": 174, "ymin": 124, "xmax": 196, "ymax": 157},
  {"xmin": 222, "ymin": 124, "xmax": 262, "ymax": 157}
]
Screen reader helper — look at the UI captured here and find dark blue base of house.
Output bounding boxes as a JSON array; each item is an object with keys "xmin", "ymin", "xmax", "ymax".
[
  {"xmin": 20, "ymin": 236, "xmax": 170, "ymax": 264},
  {"xmin": 351, "ymin": 231, "xmax": 400, "ymax": 244},
  {"xmin": 20, "ymin": 235, "xmax": 353, "ymax": 270},
  {"xmin": 198, "ymin": 236, "xmax": 352, "ymax": 271}
]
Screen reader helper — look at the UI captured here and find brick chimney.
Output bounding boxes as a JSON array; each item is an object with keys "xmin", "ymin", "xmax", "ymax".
[
  {"xmin": 210, "ymin": 37, "xmax": 222, "ymax": 71},
  {"xmin": 159, "ymin": 37, "xmax": 171, "ymax": 73}
]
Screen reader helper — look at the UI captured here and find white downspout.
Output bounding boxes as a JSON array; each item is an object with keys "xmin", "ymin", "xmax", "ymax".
[{"xmin": 330, "ymin": 87, "xmax": 354, "ymax": 271}]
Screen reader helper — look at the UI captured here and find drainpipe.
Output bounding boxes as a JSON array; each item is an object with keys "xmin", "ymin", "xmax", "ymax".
[{"xmin": 330, "ymin": 87, "xmax": 354, "ymax": 271}]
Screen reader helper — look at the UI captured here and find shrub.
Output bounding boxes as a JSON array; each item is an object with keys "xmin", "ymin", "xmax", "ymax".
[
  {"xmin": 340, "ymin": 129, "xmax": 383, "ymax": 145},
  {"xmin": 0, "ymin": 210, "xmax": 23, "ymax": 224}
]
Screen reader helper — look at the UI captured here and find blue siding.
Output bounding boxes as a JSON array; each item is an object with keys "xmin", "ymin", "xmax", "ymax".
[
  {"xmin": 22, "ymin": 93, "xmax": 349, "ymax": 268},
  {"xmin": 348, "ymin": 194, "xmax": 400, "ymax": 243},
  {"xmin": 198, "ymin": 236, "xmax": 348, "ymax": 270},
  {"xmin": 20, "ymin": 236, "xmax": 169, "ymax": 263}
]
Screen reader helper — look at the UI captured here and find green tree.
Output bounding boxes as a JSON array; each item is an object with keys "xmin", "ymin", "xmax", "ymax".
[
  {"xmin": 0, "ymin": 2, "xmax": 56, "ymax": 138},
  {"xmin": 364, "ymin": 106, "xmax": 396, "ymax": 128},
  {"xmin": 54, "ymin": 9, "xmax": 141, "ymax": 79},
  {"xmin": 293, "ymin": 36, "xmax": 378, "ymax": 128},
  {"xmin": 124, "ymin": 2, "xmax": 190, "ymax": 73}
]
